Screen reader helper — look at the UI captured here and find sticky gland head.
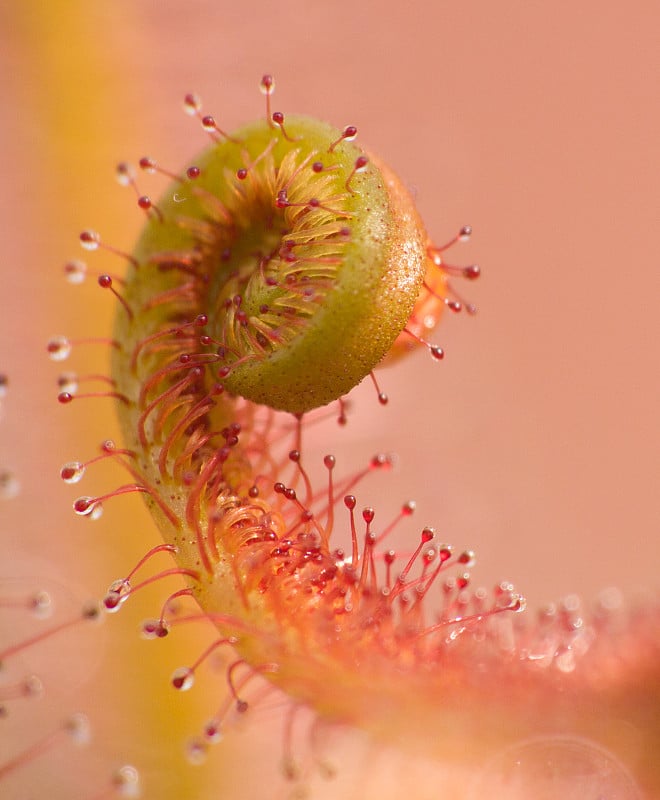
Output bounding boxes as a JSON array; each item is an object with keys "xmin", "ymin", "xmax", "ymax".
[{"xmin": 114, "ymin": 116, "xmax": 432, "ymax": 414}]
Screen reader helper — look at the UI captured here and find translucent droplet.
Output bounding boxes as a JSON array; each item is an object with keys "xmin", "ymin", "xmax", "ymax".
[
  {"xmin": 64, "ymin": 259, "xmax": 87, "ymax": 284},
  {"xmin": 469, "ymin": 735, "xmax": 642, "ymax": 800},
  {"xmin": 31, "ymin": 590, "xmax": 53, "ymax": 618},
  {"xmin": 597, "ymin": 587, "xmax": 624, "ymax": 613},
  {"xmin": 103, "ymin": 591, "xmax": 126, "ymax": 613},
  {"xmin": 458, "ymin": 549, "xmax": 477, "ymax": 568},
  {"xmin": 73, "ymin": 496, "xmax": 96, "ymax": 516},
  {"xmin": 0, "ymin": 470, "xmax": 20, "ymax": 499},
  {"xmin": 171, "ymin": 666, "xmax": 195, "ymax": 691},
  {"xmin": 57, "ymin": 372, "xmax": 79, "ymax": 394},
  {"xmin": 23, "ymin": 674, "xmax": 44, "ymax": 698},
  {"xmin": 259, "ymin": 74, "xmax": 274, "ymax": 94},
  {"xmin": 554, "ymin": 645, "xmax": 578, "ymax": 673},
  {"xmin": 113, "ymin": 765, "xmax": 140, "ymax": 798},
  {"xmin": 203, "ymin": 720, "xmax": 222, "ymax": 744},
  {"xmin": 82, "ymin": 600, "xmax": 103, "ymax": 622},
  {"xmin": 103, "ymin": 582, "xmax": 129, "ymax": 613},
  {"xmin": 201, "ymin": 115, "xmax": 216, "ymax": 132},
  {"xmin": 115, "ymin": 162, "xmax": 135, "ymax": 187},
  {"xmin": 60, "ymin": 461, "xmax": 85, "ymax": 484},
  {"xmin": 47, "ymin": 335, "xmax": 72, "ymax": 362},
  {"xmin": 185, "ymin": 736, "xmax": 207, "ymax": 765},
  {"xmin": 65, "ymin": 712, "xmax": 91, "ymax": 745},
  {"xmin": 76, "ymin": 497, "xmax": 103, "ymax": 520},
  {"xmin": 79, "ymin": 230, "xmax": 100, "ymax": 251},
  {"xmin": 182, "ymin": 93, "xmax": 201, "ymax": 116},
  {"xmin": 140, "ymin": 618, "xmax": 169, "ymax": 639},
  {"xmin": 342, "ymin": 125, "xmax": 357, "ymax": 142}
]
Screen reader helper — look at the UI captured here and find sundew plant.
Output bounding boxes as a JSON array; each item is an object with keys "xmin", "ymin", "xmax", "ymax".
[{"xmin": 1, "ymin": 4, "xmax": 659, "ymax": 800}]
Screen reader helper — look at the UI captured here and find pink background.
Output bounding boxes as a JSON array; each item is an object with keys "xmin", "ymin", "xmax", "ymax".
[{"xmin": 1, "ymin": 1, "xmax": 658, "ymax": 798}]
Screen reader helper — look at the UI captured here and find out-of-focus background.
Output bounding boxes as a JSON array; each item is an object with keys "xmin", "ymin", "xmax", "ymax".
[{"xmin": 1, "ymin": 1, "xmax": 658, "ymax": 798}]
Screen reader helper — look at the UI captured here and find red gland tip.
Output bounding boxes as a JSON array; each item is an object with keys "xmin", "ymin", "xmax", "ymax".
[
  {"xmin": 138, "ymin": 156, "xmax": 156, "ymax": 173},
  {"xmin": 421, "ymin": 527, "xmax": 435, "ymax": 543},
  {"xmin": 271, "ymin": 112, "xmax": 300, "ymax": 142},
  {"xmin": 260, "ymin": 74, "xmax": 274, "ymax": 94},
  {"xmin": 328, "ymin": 125, "xmax": 358, "ymax": 152},
  {"xmin": 141, "ymin": 619, "xmax": 170, "ymax": 639}
]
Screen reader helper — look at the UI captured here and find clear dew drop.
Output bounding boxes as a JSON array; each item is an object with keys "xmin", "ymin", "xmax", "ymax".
[
  {"xmin": 469, "ymin": 735, "xmax": 643, "ymax": 800},
  {"xmin": 73, "ymin": 496, "xmax": 103, "ymax": 519},
  {"xmin": 554, "ymin": 644, "xmax": 577, "ymax": 673},
  {"xmin": 47, "ymin": 335, "xmax": 72, "ymax": 362},
  {"xmin": 203, "ymin": 720, "xmax": 223, "ymax": 744},
  {"xmin": 115, "ymin": 162, "xmax": 135, "ymax": 187},
  {"xmin": 64, "ymin": 259, "xmax": 87, "ymax": 284},
  {"xmin": 112, "ymin": 765, "xmax": 141, "ymax": 798},
  {"xmin": 79, "ymin": 229, "xmax": 100, "ymax": 251},
  {"xmin": 20, "ymin": 674, "xmax": 44, "ymax": 698},
  {"xmin": 103, "ymin": 591, "xmax": 127, "ymax": 613},
  {"xmin": 57, "ymin": 372, "xmax": 79, "ymax": 394},
  {"xmin": 108, "ymin": 578, "xmax": 129, "ymax": 594},
  {"xmin": 60, "ymin": 461, "xmax": 86, "ymax": 484},
  {"xmin": 31, "ymin": 590, "xmax": 53, "ymax": 618},
  {"xmin": 103, "ymin": 580, "xmax": 130, "ymax": 613},
  {"xmin": 140, "ymin": 618, "xmax": 169, "ymax": 639},
  {"xmin": 65, "ymin": 712, "xmax": 92, "ymax": 745},
  {"xmin": 171, "ymin": 666, "xmax": 195, "ymax": 691},
  {"xmin": 182, "ymin": 93, "xmax": 202, "ymax": 116},
  {"xmin": 458, "ymin": 549, "xmax": 477, "ymax": 568},
  {"xmin": 185, "ymin": 736, "xmax": 208, "ymax": 765},
  {"xmin": 597, "ymin": 586, "xmax": 624, "ymax": 613},
  {"xmin": 0, "ymin": 470, "xmax": 20, "ymax": 499},
  {"xmin": 82, "ymin": 600, "xmax": 103, "ymax": 623},
  {"xmin": 423, "ymin": 313, "xmax": 438, "ymax": 330}
]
